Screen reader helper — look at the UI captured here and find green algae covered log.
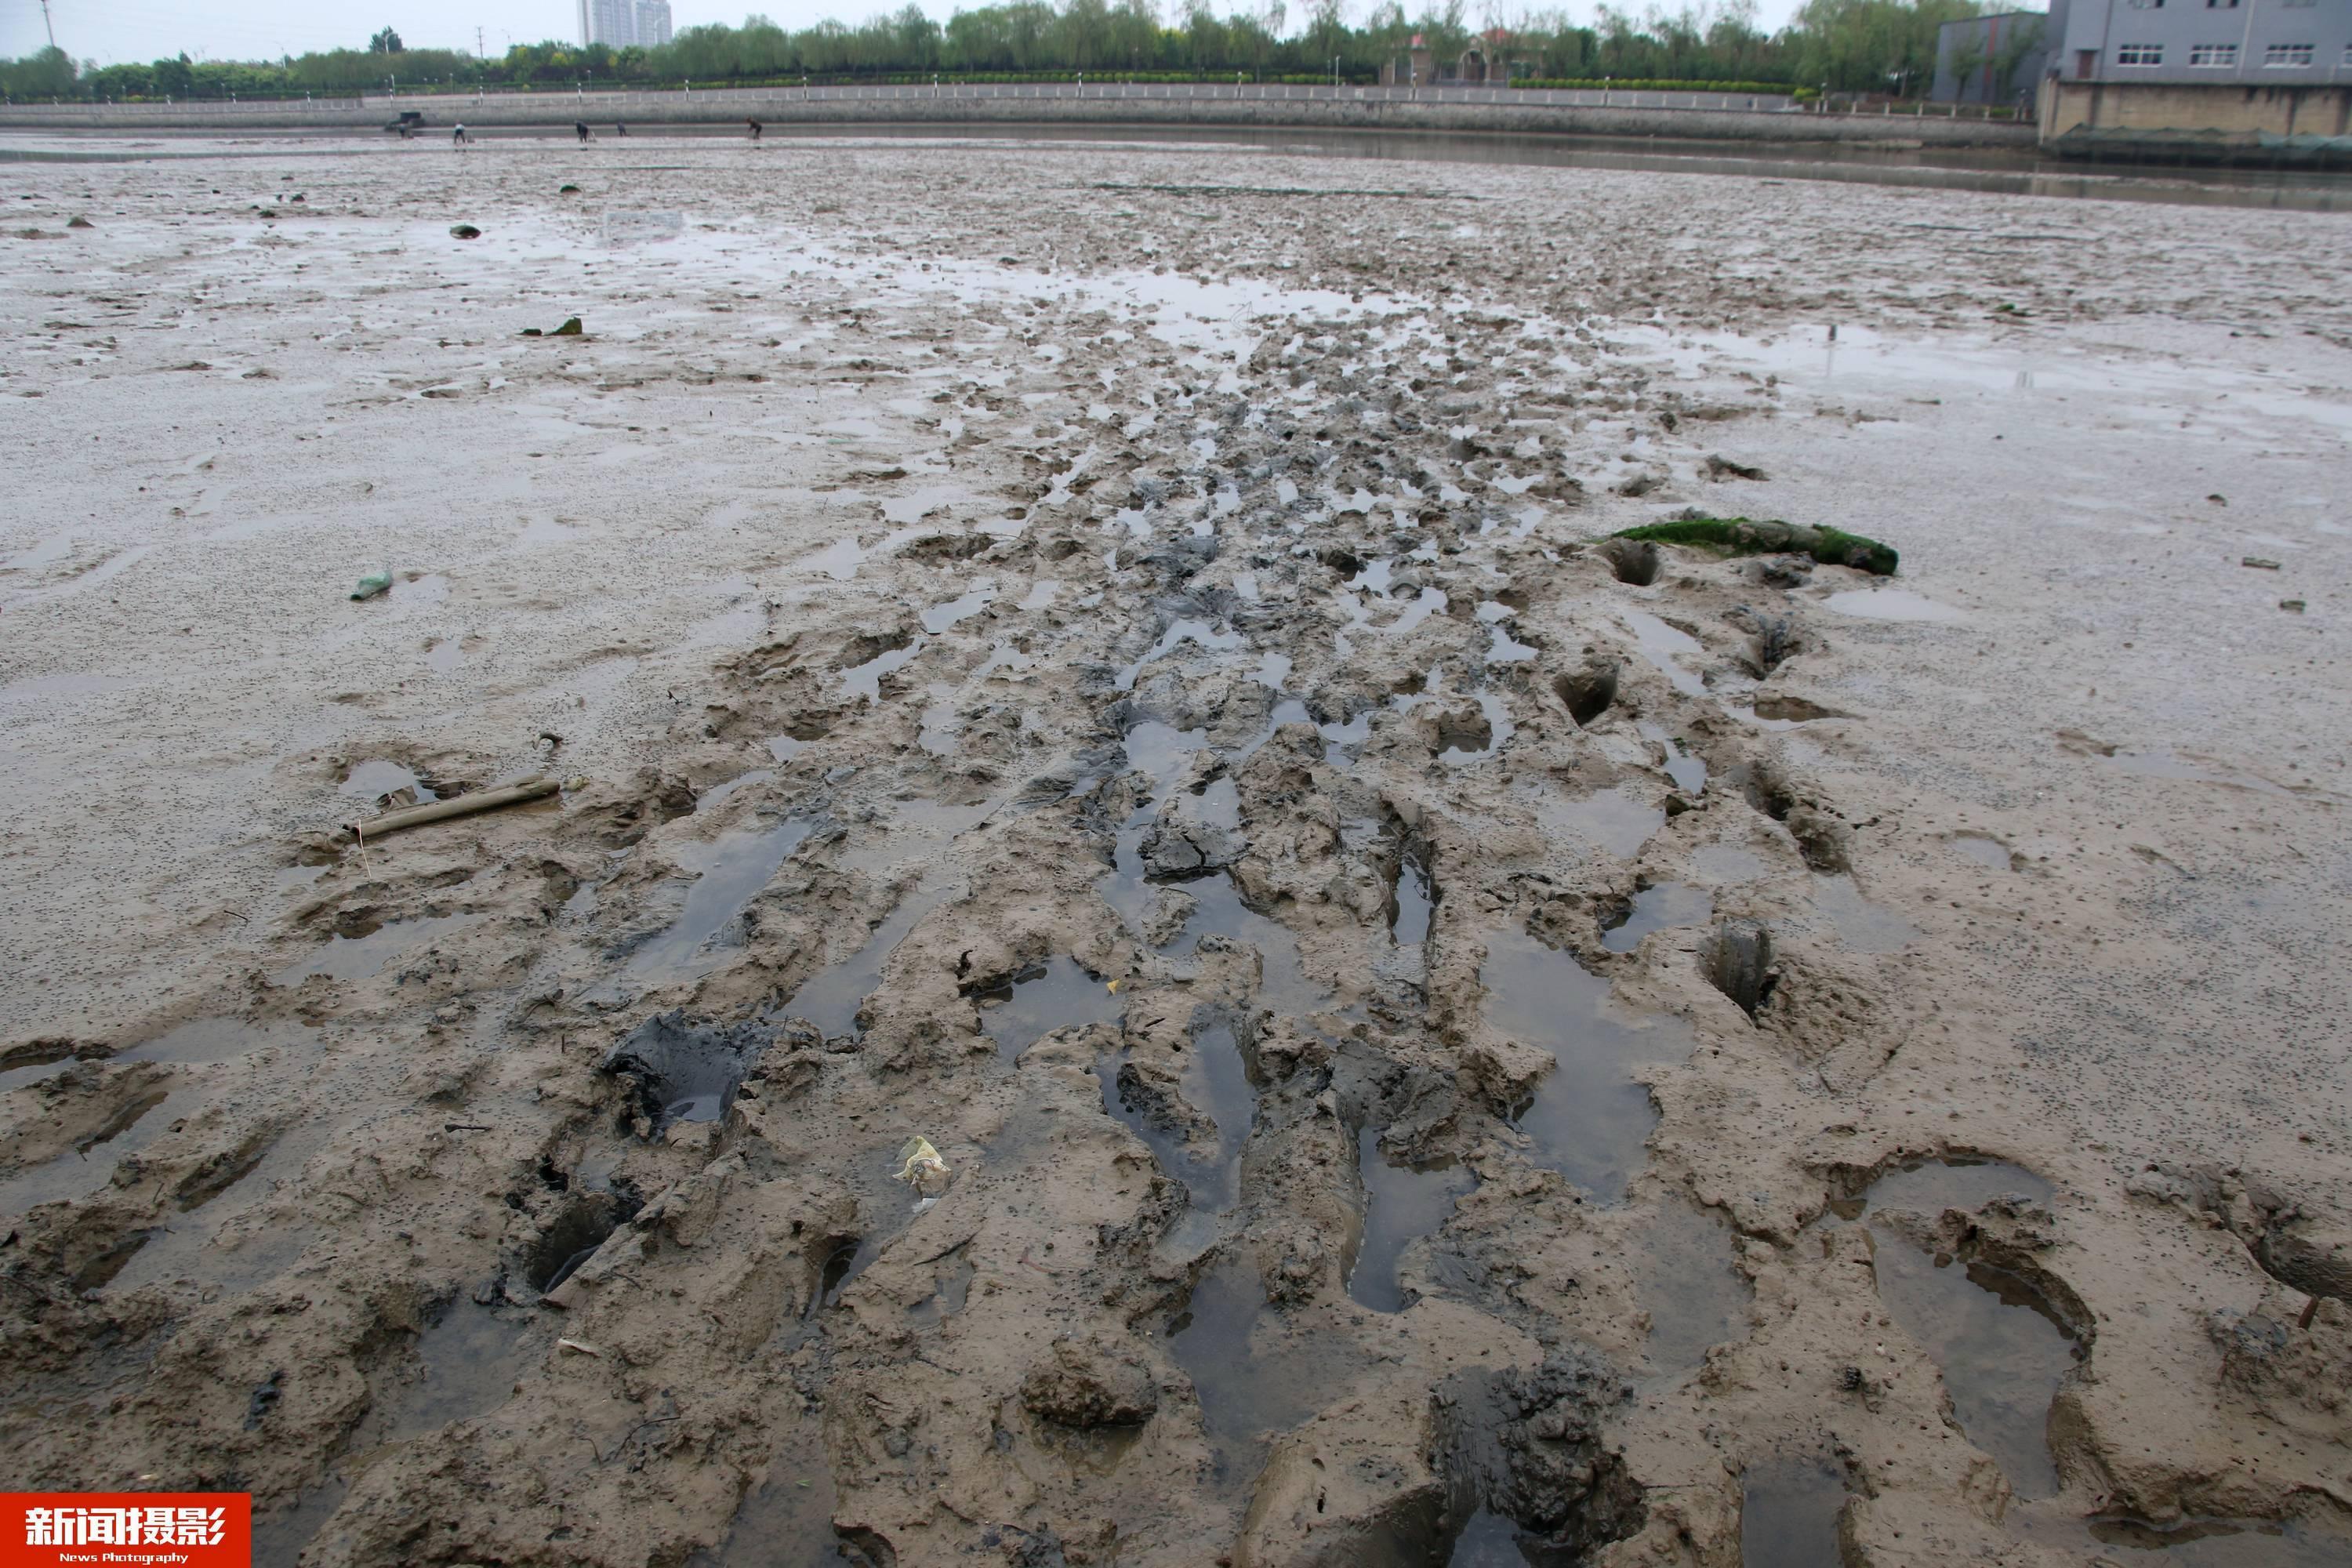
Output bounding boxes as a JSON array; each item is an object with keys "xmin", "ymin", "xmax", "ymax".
[{"xmin": 1611, "ymin": 517, "xmax": 1898, "ymax": 576}]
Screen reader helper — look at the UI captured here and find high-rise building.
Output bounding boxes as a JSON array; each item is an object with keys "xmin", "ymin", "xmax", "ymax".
[
  {"xmin": 579, "ymin": 0, "xmax": 637, "ymax": 47},
  {"xmin": 634, "ymin": 0, "xmax": 673, "ymax": 48}
]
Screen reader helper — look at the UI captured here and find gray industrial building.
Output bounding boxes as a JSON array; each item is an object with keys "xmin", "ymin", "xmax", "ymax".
[
  {"xmin": 1932, "ymin": 10, "xmax": 2055, "ymax": 106},
  {"xmin": 2036, "ymin": 0, "xmax": 2352, "ymax": 140}
]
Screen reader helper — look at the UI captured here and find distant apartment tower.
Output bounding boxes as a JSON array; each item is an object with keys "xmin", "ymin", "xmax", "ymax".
[
  {"xmin": 579, "ymin": 0, "xmax": 637, "ymax": 46},
  {"xmin": 635, "ymin": 0, "xmax": 673, "ymax": 47}
]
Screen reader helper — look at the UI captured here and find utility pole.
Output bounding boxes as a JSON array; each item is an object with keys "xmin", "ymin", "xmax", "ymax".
[
  {"xmin": 41, "ymin": 0, "xmax": 57, "ymax": 49},
  {"xmin": 477, "ymin": 27, "xmax": 485, "ymax": 60}
]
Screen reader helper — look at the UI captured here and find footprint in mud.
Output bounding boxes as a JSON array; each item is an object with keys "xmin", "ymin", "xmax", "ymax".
[
  {"xmin": 1479, "ymin": 928, "xmax": 1693, "ymax": 1202},
  {"xmin": 1098, "ymin": 1018, "xmax": 1254, "ymax": 1252},
  {"xmin": 273, "ymin": 913, "xmax": 480, "ymax": 985},
  {"xmin": 1834, "ymin": 1159, "xmax": 2078, "ymax": 1500},
  {"xmin": 1600, "ymin": 882, "xmax": 1713, "ymax": 954},
  {"xmin": 1348, "ymin": 1131, "xmax": 1475, "ymax": 1314},
  {"xmin": 1167, "ymin": 1251, "xmax": 1370, "ymax": 1487}
]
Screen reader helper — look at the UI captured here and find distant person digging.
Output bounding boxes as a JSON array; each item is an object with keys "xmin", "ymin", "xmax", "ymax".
[
  {"xmin": 575, "ymin": 121, "xmax": 592, "ymax": 144},
  {"xmin": 747, "ymin": 118, "xmax": 763, "ymax": 143},
  {"xmin": 452, "ymin": 122, "xmax": 469, "ymax": 151},
  {"xmin": 615, "ymin": 122, "xmax": 627, "ymax": 137}
]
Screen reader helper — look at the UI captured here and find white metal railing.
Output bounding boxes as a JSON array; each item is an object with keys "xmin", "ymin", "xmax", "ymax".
[{"xmin": 4, "ymin": 80, "xmax": 1798, "ymax": 118}]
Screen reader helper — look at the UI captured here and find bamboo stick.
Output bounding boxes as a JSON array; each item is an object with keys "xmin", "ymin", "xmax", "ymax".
[{"xmin": 348, "ymin": 775, "xmax": 560, "ymax": 838}]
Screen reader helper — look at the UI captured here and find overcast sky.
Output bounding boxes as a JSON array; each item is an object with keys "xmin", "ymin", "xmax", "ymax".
[{"xmin": 7, "ymin": 0, "xmax": 1813, "ymax": 68}]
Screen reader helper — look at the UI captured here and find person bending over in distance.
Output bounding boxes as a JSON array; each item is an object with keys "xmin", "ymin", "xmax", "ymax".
[
  {"xmin": 748, "ymin": 118, "xmax": 764, "ymax": 142},
  {"xmin": 575, "ymin": 121, "xmax": 592, "ymax": 143},
  {"xmin": 452, "ymin": 122, "xmax": 468, "ymax": 150}
]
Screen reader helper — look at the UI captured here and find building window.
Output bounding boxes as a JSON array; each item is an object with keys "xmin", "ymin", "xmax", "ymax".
[
  {"xmin": 2263, "ymin": 43, "xmax": 2315, "ymax": 65},
  {"xmin": 2116, "ymin": 43, "xmax": 2165, "ymax": 64},
  {"xmin": 2280, "ymin": 0, "xmax": 2315, "ymax": 7},
  {"xmin": 2189, "ymin": 43, "xmax": 2238, "ymax": 65},
  {"xmin": 2127, "ymin": 0, "xmax": 2164, "ymax": 8},
  {"xmin": 2205, "ymin": 0, "xmax": 2238, "ymax": 9}
]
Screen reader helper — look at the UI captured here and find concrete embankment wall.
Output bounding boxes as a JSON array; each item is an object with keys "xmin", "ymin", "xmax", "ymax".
[{"xmin": 0, "ymin": 91, "xmax": 2038, "ymax": 149}]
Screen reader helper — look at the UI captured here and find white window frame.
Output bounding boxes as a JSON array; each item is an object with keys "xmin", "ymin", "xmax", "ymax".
[
  {"xmin": 2115, "ymin": 42, "xmax": 2165, "ymax": 64},
  {"xmin": 2262, "ymin": 42, "xmax": 2314, "ymax": 66},
  {"xmin": 2188, "ymin": 42, "xmax": 2238, "ymax": 65}
]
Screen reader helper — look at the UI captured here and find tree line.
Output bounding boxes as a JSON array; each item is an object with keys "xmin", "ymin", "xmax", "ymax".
[{"xmin": 2, "ymin": 0, "xmax": 2008, "ymax": 103}]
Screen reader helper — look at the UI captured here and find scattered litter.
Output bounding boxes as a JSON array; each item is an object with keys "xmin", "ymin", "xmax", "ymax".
[
  {"xmin": 559, "ymin": 183, "xmax": 581, "ymax": 194},
  {"xmin": 523, "ymin": 316, "xmax": 585, "ymax": 339},
  {"xmin": 348, "ymin": 775, "xmax": 561, "ymax": 839},
  {"xmin": 557, "ymin": 1338, "xmax": 604, "ymax": 1357},
  {"xmin": 2241, "ymin": 557, "xmax": 2280, "ymax": 570},
  {"xmin": 449, "ymin": 223, "xmax": 482, "ymax": 240},
  {"xmin": 67, "ymin": 215, "xmax": 93, "ymax": 229},
  {"xmin": 892, "ymin": 1135, "xmax": 950, "ymax": 1196},
  {"xmin": 2280, "ymin": 599, "xmax": 2306, "ymax": 613},
  {"xmin": 350, "ymin": 568, "xmax": 393, "ymax": 601}
]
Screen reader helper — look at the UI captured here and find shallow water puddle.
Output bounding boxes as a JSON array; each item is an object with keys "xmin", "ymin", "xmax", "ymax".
[
  {"xmin": 1841, "ymin": 1157, "xmax": 2053, "ymax": 1222},
  {"xmin": 1479, "ymin": 929, "xmax": 1692, "ymax": 1202},
  {"xmin": 1867, "ymin": 1231, "xmax": 2078, "ymax": 1499},
  {"xmin": 1842, "ymin": 1158, "xmax": 2072, "ymax": 1500},
  {"xmin": 383, "ymin": 1302, "xmax": 540, "ymax": 1440},
  {"xmin": 1348, "ymin": 1133, "xmax": 1474, "ymax": 1313},
  {"xmin": 0, "ymin": 1089, "xmax": 177, "ymax": 1217},
  {"xmin": 1098, "ymin": 722, "xmax": 1323, "ymax": 1013},
  {"xmin": 1619, "ymin": 610, "xmax": 1708, "ymax": 697},
  {"xmin": 1602, "ymin": 883, "xmax": 1713, "ymax": 953},
  {"xmin": 695, "ymin": 769, "xmax": 773, "ymax": 813},
  {"xmin": 1468, "ymin": 601, "xmax": 1543, "ymax": 662},
  {"xmin": 273, "ymin": 914, "xmax": 480, "ymax": 985},
  {"xmin": 976, "ymin": 954, "xmax": 1123, "ymax": 1062},
  {"xmin": 920, "ymin": 583, "xmax": 993, "ymax": 633},
  {"xmin": 339, "ymin": 758, "xmax": 434, "ymax": 804},
  {"xmin": 783, "ymin": 872, "xmax": 957, "ymax": 1039},
  {"xmin": 1809, "ymin": 873, "xmax": 1920, "ymax": 954},
  {"xmin": 623, "ymin": 818, "xmax": 814, "ymax": 986},
  {"xmin": 1392, "ymin": 845, "xmax": 1434, "ymax": 946},
  {"xmin": 1115, "ymin": 617, "xmax": 1245, "ymax": 691},
  {"xmin": 1098, "ymin": 1019, "xmax": 1254, "ymax": 1250},
  {"xmin": 1448, "ymin": 1508, "xmax": 1570, "ymax": 1565},
  {"xmin": 1639, "ymin": 720, "xmax": 1707, "ymax": 793},
  {"xmin": 1633, "ymin": 1200, "xmax": 1749, "ymax": 1375},
  {"xmin": 840, "ymin": 639, "xmax": 924, "ymax": 703},
  {"xmin": 1740, "ymin": 1455, "xmax": 1849, "ymax": 1568},
  {"xmin": 694, "ymin": 1425, "xmax": 844, "ymax": 1567},
  {"xmin": 1951, "ymin": 833, "xmax": 2012, "ymax": 870},
  {"xmin": 1825, "ymin": 586, "xmax": 1965, "ymax": 622},
  {"xmin": 1167, "ymin": 1252, "xmax": 1370, "ymax": 1485},
  {"xmin": 2012, "ymin": 1508, "xmax": 2352, "ymax": 1566},
  {"xmin": 1534, "ymin": 785, "xmax": 1664, "ymax": 860}
]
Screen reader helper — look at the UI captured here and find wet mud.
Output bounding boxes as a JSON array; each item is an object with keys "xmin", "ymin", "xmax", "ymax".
[{"xmin": 3, "ymin": 132, "xmax": 2350, "ymax": 1568}]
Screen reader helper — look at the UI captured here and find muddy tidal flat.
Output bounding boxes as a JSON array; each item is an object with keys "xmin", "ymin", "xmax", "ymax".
[{"xmin": 2, "ymin": 133, "xmax": 2350, "ymax": 1567}]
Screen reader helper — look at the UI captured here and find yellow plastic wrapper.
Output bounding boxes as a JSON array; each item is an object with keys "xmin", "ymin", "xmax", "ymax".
[{"xmin": 893, "ymin": 1136, "xmax": 949, "ymax": 1193}]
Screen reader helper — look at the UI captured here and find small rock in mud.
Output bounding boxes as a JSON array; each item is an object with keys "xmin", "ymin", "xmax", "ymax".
[{"xmin": 1021, "ymin": 1337, "xmax": 1159, "ymax": 1428}]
